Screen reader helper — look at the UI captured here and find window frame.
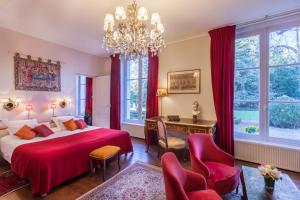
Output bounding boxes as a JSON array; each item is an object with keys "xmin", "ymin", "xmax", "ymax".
[
  {"xmin": 76, "ymin": 75, "xmax": 86, "ymax": 117},
  {"xmin": 121, "ymin": 58, "xmax": 148, "ymax": 125},
  {"xmin": 235, "ymin": 21, "xmax": 300, "ymax": 147}
]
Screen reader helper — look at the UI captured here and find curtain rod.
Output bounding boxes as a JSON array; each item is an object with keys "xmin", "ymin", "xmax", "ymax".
[
  {"xmin": 7, "ymin": 51, "xmax": 66, "ymax": 64},
  {"xmin": 237, "ymin": 8, "xmax": 300, "ymax": 28}
]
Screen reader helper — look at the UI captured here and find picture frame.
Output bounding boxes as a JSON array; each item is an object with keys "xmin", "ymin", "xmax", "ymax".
[{"xmin": 167, "ymin": 69, "xmax": 200, "ymax": 94}]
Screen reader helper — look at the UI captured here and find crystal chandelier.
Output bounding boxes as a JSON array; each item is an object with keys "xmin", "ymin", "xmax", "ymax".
[{"xmin": 103, "ymin": 0, "xmax": 165, "ymax": 59}]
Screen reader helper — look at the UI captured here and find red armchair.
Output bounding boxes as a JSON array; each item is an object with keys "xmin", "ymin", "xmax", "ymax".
[
  {"xmin": 161, "ymin": 152, "xmax": 221, "ymax": 200},
  {"xmin": 188, "ymin": 134, "xmax": 240, "ymax": 196}
]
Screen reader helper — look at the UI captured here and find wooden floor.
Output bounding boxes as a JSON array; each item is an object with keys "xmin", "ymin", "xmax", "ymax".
[{"xmin": 0, "ymin": 138, "xmax": 299, "ymax": 200}]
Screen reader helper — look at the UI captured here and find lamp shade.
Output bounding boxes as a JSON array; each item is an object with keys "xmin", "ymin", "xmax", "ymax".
[
  {"xmin": 26, "ymin": 105, "xmax": 33, "ymax": 111},
  {"xmin": 0, "ymin": 120, "xmax": 8, "ymax": 130},
  {"xmin": 156, "ymin": 88, "xmax": 168, "ymax": 97}
]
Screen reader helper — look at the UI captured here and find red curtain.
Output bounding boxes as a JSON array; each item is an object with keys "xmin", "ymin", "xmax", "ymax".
[
  {"xmin": 85, "ymin": 77, "xmax": 93, "ymax": 125},
  {"xmin": 209, "ymin": 25, "xmax": 236, "ymax": 155},
  {"xmin": 146, "ymin": 51, "xmax": 159, "ymax": 145},
  {"xmin": 110, "ymin": 54, "xmax": 121, "ymax": 130}
]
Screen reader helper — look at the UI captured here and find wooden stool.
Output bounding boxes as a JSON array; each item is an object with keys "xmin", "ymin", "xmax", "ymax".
[{"xmin": 89, "ymin": 145, "xmax": 121, "ymax": 181}]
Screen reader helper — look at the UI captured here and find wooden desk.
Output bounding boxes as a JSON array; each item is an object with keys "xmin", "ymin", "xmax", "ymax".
[{"xmin": 144, "ymin": 117, "xmax": 217, "ymax": 152}]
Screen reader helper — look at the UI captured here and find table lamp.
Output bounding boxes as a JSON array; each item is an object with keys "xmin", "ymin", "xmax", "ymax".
[
  {"xmin": 26, "ymin": 105, "xmax": 33, "ymax": 119},
  {"xmin": 49, "ymin": 104, "xmax": 56, "ymax": 117},
  {"xmin": 156, "ymin": 88, "xmax": 168, "ymax": 117}
]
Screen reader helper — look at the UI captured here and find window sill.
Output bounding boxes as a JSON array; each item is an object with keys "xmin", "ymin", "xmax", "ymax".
[
  {"xmin": 121, "ymin": 122, "xmax": 145, "ymax": 127},
  {"xmin": 234, "ymin": 138, "xmax": 300, "ymax": 151}
]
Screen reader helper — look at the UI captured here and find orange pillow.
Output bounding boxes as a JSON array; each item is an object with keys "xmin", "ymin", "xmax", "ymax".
[
  {"xmin": 63, "ymin": 119, "xmax": 78, "ymax": 131},
  {"xmin": 15, "ymin": 125, "xmax": 36, "ymax": 140}
]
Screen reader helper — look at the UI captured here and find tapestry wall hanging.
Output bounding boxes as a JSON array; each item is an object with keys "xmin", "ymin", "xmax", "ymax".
[{"xmin": 14, "ymin": 53, "xmax": 61, "ymax": 92}]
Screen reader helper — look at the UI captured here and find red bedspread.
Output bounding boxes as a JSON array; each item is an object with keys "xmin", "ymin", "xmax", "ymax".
[{"xmin": 11, "ymin": 128, "xmax": 133, "ymax": 195}]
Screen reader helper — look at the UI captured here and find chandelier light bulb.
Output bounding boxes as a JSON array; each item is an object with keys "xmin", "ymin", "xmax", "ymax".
[
  {"xmin": 113, "ymin": 31, "xmax": 119, "ymax": 40},
  {"xmin": 137, "ymin": 7, "xmax": 148, "ymax": 21},
  {"xmin": 151, "ymin": 13, "xmax": 161, "ymax": 25},
  {"xmin": 157, "ymin": 23, "xmax": 164, "ymax": 33},
  {"xmin": 104, "ymin": 14, "xmax": 114, "ymax": 26},
  {"xmin": 115, "ymin": 6, "xmax": 126, "ymax": 20}
]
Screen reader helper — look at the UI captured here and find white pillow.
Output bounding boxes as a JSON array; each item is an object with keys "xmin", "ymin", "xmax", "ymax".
[
  {"xmin": 52, "ymin": 116, "xmax": 74, "ymax": 130},
  {"xmin": 6, "ymin": 119, "xmax": 38, "ymax": 135}
]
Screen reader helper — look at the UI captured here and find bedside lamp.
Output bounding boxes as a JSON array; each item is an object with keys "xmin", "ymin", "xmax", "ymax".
[
  {"xmin": 26, "ymin": 105, "xmax": 33, "ymax": 119},
  {"xmin": 49, "ymin": 104, "xmax": 56, "ymax": 117},
  {"xmin": 156, "ymin": 88, "xmax": 168, "ymax": 117}
]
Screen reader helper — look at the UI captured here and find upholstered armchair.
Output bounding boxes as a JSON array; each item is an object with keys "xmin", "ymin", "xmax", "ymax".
[
  {"xmin": 188, "ymin": 134, "xmax": 240, "ymax": 196},
  {"xmin": 161, "ymin": 152, "xmax": 222, "ymax": 200}
]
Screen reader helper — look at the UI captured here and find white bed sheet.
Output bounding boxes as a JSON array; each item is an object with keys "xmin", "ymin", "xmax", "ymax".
[{"xmin": 0, "ymin": 126, "xmax": 99, "ymax": 163}]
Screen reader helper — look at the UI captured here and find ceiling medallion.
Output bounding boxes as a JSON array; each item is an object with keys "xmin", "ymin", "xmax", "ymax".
[{"xmin": 102, "ymin": 0, "xmax": 165, "ymax": 59}]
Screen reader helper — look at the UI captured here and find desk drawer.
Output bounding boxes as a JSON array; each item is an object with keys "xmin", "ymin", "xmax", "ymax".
[
  {"xmin": 189, "ymin": 127, "xmax": 209, "ymax": 134},
  {"xmin": 167, "ymin": 124, "xmax": 187, "ymax": 132}
]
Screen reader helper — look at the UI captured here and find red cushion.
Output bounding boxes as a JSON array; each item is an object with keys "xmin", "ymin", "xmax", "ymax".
[
  {"xmin": 75, "ymin": 119, "xmax": 87, "ymax": 129},
  {"xmin": 205, "ymin": 161, "xmax": 240, "ymax": 195},
  {"xmin": 15, "ymin": 125, "xmax": 36, "ymax": 140},
  {"xmin": 187, "ymin": 189, "xmax": 222, "ymax": 200},
  {"xmin": 33, "ymin": 124, "xmax": 54, "ymax": 137}
]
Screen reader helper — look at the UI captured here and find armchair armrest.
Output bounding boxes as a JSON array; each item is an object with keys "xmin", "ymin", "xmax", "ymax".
[
  {"xmin": 190, "ymin": 154, "xmax": 210, "ymax": 178},
  {"xmin": 184, "ymin": 169, "xmax": 207, "ymax": 193}
]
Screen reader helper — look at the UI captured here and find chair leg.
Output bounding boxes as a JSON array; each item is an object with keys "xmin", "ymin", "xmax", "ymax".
[
  {"xmin": 236, "ymin": 185, "xmax": 239, "ymax": 194},
  {"xmin": 183, "ymin": 147, "xmax": 187, "ymax": 162},
  {"xmin": 89, "ymin": 159, "xmax": 95, "ymax": 173},
  {"xmin": 157, "ymin": 146, "xmax": 161, "ymax": 159},
  {"xmin": 102, "ymin": 159, "xmax": 106, "ymax": 181}
]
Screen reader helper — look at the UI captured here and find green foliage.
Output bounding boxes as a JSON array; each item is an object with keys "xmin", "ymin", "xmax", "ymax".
[
  {"xmin": 269, "ymin": 96, "xmax": 300, "ymax": 129},
  {"xmin": 243, "ymin": 125, "xmax": 259, "ymax": 134}
]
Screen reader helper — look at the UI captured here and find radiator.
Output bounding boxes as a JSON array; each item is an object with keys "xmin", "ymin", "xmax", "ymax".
[{"xmin": 235, "ymin": 140, "xmax": 300, "ymax": 172}]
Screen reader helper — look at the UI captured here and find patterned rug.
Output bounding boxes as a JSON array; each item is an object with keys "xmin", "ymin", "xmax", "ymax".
[
  {"xmin": 77, "ymin": 162, "xmax": 243, "ymax": 200},
  {"xmin": 0, "ymin": 170, "xmax": 28, "ymax": 197}
]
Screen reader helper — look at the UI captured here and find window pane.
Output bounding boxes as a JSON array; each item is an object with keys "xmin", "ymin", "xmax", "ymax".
[
  {"xmin": 80, "ymin": 84, "xmax": 86, "ymax": 99},
  {"xmin": 80, "ymin": 76, "xmax": 86, "ymax": 84},
  {"xmin": 127, "ymin": 80, "xmax": 138, "ymax": 100},
  {"xmin": 234, "ymin": 102, "xmax": 259, "ymax": 135},
  {"xmin": 127, "ymin": 59, "xmax": 139, "ymax": 79},
  {"xmin": 235, "ymin": 35, "xmax": 260, "ymax": 69},
  {"xmin": 269, "ymin": 103, "xmax": 300, "ymax": 140},
  {"xmin": 126, "ymin": 99, "xmax": 138, "ymax": 120},
  {"xmin": 234, "ymin": 69, "xmax": 259, "ymax": 101},
  {"xmin": 141, "ymin": 79, "xmax": 148, "ymax": 120},
  {"xmin": 80, "ymin": 100, "xmax": 86, "ymax": 116},
  {"xmin": 142, "ymin": 57, "xmax": 148, "ymax": 78},
  {"xmin": 269, "ymin": 65, "xmax": 300, "ymax": 101},
  {"xmin": 269, "ymin": 27, "xmax": 300, "ymax": 66}
]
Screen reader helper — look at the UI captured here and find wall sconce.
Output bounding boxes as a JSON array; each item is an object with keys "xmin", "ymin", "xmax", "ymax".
[
  {"xmin": 49, "ymin": 104, "xmax": 56, "ymax": 117},
  {"xmin": 2, "ymin": 97, "xmax": 21, "ymax": 111},
  {"xmin": 26, "ymin": 105, "xmax": 33, "ymax": 119},
  {"xmin": 58, "ymin": 98, "xmax": 71, "ymax": 108}
]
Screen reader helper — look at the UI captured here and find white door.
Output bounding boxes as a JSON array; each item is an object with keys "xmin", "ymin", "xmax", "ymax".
[{"xmin": 93, "ymin": 75, "xmax": 110, "ymax": 128}]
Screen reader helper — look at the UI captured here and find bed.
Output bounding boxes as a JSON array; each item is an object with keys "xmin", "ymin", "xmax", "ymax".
[{"xmin": 0, "ymin": 126, "xmax": 133, "ymax": 195}]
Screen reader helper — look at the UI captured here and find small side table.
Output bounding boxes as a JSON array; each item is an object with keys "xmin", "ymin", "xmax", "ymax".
[{"xmin": 89, "ymin": 145, "xmax": 121, "ymax": 181}]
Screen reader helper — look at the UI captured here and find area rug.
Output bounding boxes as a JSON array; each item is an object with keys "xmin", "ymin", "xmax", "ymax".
[
  {"xmin": 77, "ymin": 162, "xmax": 243, "ymax": 200},
  {"xmin": 77, "ymin": 162, "xmax": 165, "ymax": 200},
  {"xmin": 0, "ymin": 170, "xmax": 28, "ymax": 197}
]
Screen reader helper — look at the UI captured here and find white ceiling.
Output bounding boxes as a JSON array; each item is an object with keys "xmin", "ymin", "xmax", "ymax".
[{"xmin": 0, "ymin": 0, "xmax": 300, "ymax": 57}]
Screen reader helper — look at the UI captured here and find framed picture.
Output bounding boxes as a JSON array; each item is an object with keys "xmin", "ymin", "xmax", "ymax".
[
  {"xmin": 14, "ymin": 53, "xmax": 61, "ymax": 92},
  {"xmin": 167, "ymin": 69, "xmax": 200, "ymax": 94}
]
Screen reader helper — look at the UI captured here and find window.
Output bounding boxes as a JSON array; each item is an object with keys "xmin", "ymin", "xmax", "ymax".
[
  {"xmin": 76, "ymin": 75, "xmax": 86, "ymax": 116},
  {"xmin": 235, "ymin": 23, "xmax": 300, "ymax": 146},
  {"xmin": 121, "ymin": 58, "xmax": 148, "ymax": 124}
]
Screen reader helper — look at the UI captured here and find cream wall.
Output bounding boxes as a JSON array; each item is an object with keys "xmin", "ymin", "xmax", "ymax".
[
  {"xmin": 0, "ymin": 27, "xmax": 106, "ymax": 122},
  {"xmin": 159, "ymin": 36, "xmax": 216, "ymax": 120}
]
